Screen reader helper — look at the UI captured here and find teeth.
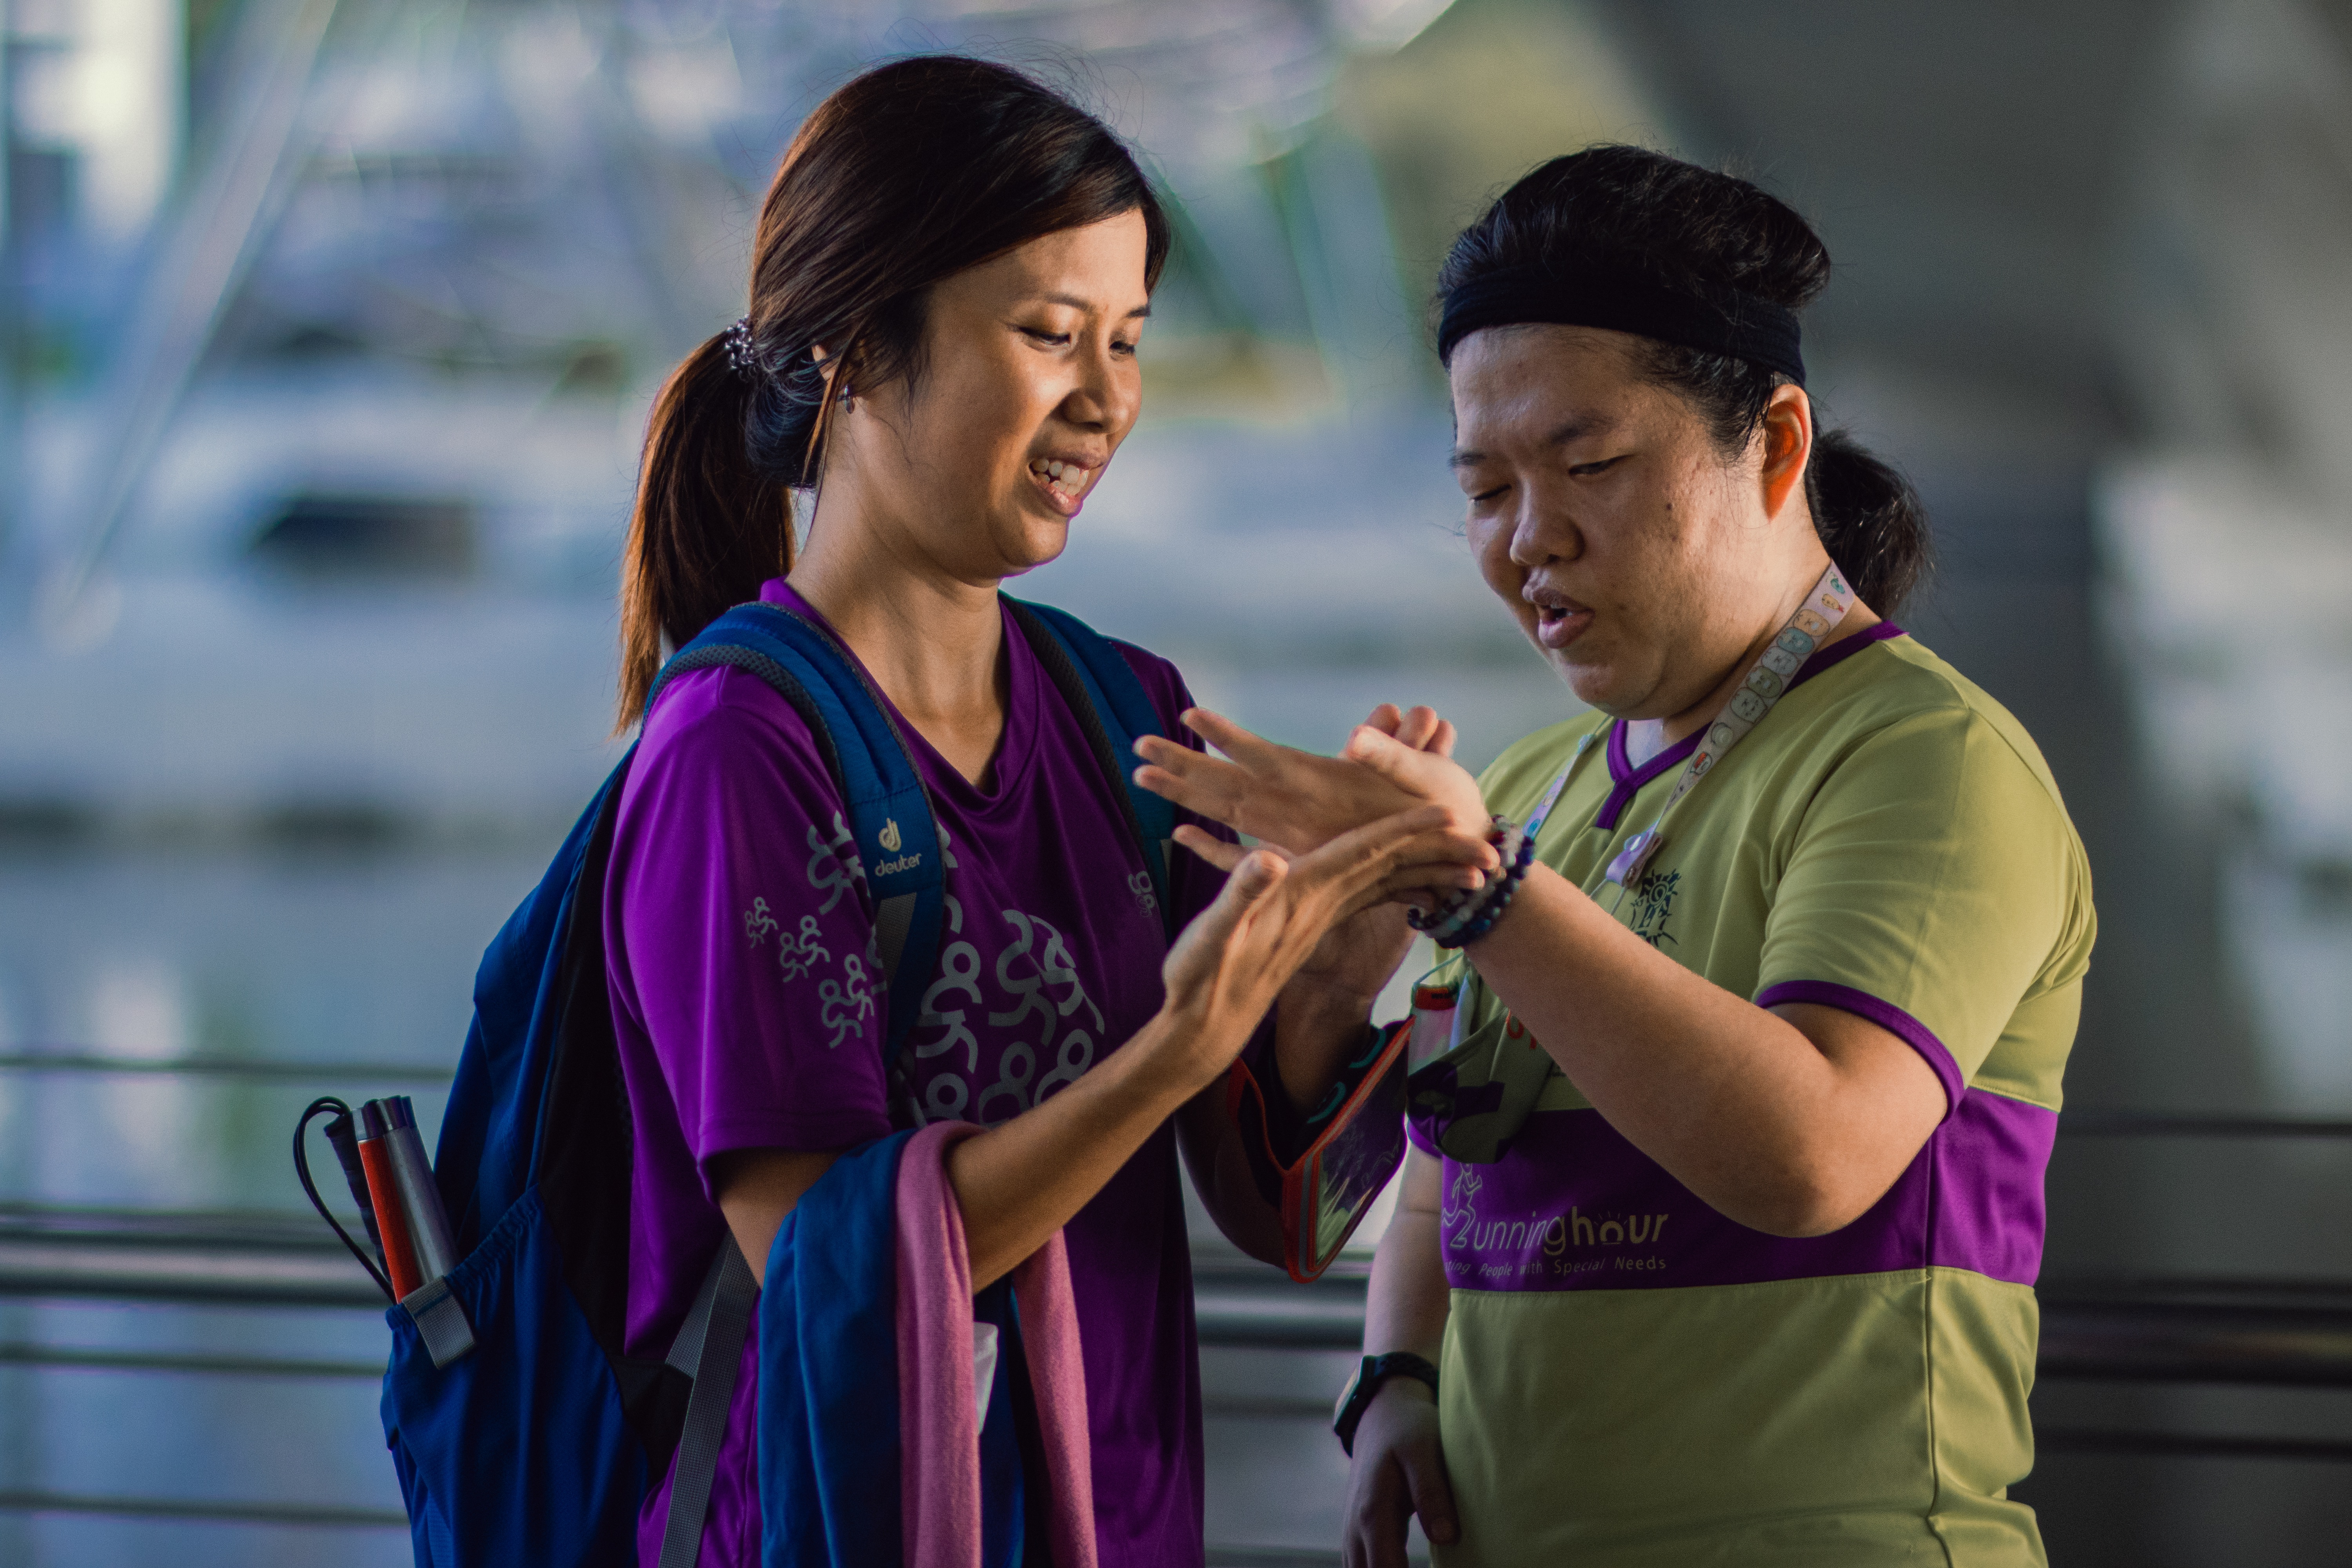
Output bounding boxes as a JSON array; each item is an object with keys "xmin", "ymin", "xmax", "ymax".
[{"xmin": 1031, "ymin": 460, "xmax": 1092, "ymax": 498}]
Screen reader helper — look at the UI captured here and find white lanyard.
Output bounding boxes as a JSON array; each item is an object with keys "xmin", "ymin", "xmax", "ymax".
[{"xmin": 1511, "ymin": 563, "xmax": 1856, "ymax": 895}]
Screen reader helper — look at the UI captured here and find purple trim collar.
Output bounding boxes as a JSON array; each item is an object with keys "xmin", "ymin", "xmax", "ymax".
[
  {"xmin": 1756, "ymin": 978, "xmax": 1962, "ymax": 1117},
  {"xmin": 1586, "ymin": 622, "xmax": 1905, "ymax": 834},
  {"xmin": 1789, "ymin": 620, "xmax": 1905, "ymax": 691},
  {"xmin": 1594, "ymin": 721, "xmax": 1703, "ymax": 831}
]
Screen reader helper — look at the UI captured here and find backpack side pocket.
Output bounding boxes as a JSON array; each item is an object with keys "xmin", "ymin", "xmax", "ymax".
[{"xmin": 381, "ymin": 1189, "xmax": 648, "ymax": 1568}]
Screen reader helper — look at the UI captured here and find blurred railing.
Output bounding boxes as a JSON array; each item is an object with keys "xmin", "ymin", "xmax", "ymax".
[
  {"xmin": 0, "ymin": 1051, "xmax": 452, "ymax": 1086},
  {"xmin": 5, "ymin": 1055, "xmax": 2352, "ymax": 1554}
]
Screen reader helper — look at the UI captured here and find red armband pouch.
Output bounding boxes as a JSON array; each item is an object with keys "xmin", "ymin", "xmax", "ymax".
[{"xmin": 1226, "ymin": 1020, "xmax": 1412, "ymax": 1282}]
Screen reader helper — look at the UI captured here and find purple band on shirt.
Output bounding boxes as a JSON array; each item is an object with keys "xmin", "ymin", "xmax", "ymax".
[
  {"xmin": 1790, "ymin": 619, "xmax": 1906, "ymax": 690},
  {"xmin": 1436, "ymin": 1094, "xmax": 2055, "ymax": 1294},
  {"xmin": 1755, "ymin": 979, "xmax": 1964, "ymax": 1117}
]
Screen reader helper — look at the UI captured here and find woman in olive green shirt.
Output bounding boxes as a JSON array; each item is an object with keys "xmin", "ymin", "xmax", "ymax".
[{"xmin": 1138, "ymin": 146, "xmax": 2092, "ymax": 1567}]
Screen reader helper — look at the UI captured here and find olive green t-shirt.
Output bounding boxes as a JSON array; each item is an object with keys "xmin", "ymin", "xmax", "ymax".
[{"xmin": 1412, "ymin": 625, "xmax": 2095, "ymax": 1566}]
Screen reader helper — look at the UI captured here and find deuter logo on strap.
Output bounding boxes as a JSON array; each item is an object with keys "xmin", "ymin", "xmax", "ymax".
[{"xmin": 871, "ymin": 816, "xmax": 924, "ymax": 878}]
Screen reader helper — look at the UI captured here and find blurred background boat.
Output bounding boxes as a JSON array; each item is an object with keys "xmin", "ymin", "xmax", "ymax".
[{"xmin": 5, "ymin": 0, "xmax": 2352, "ymax": 1563}]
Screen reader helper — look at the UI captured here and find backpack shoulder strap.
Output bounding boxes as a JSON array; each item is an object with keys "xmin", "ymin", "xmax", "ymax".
[
  {"xmin": 646, "ymin": 603, "xmax": 944, "ymax": 1102},
  {"xmin": 655, "ymin": 1236, "xmax": 758, "ymax": 1568},
  {"xmin": 1002, "ymin": 596, "xmax": 1177, "ymax": 938}
]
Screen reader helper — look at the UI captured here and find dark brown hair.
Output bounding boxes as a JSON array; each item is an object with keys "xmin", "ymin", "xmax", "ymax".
[
  {"xmin": 1438, "ymin": 145, "xmax": 1931, "ymax": 616},
  {"xmin": 617, "ymin": 55, "xmax": 1170, "ymax": 726}
]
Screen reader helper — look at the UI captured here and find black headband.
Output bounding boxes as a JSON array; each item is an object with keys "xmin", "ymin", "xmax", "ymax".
[{"xmin": 1437, "ymin": 264, "xmax": 1806, "ymax": 386}]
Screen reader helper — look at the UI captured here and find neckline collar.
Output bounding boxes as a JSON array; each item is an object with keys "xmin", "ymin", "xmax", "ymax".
[
  {"xmin": 1590, "ymin": 621, "xmax": 1905, "ymax": 831},
  {"xmin": 758, "ymin": 579, "xmax": 1041, "ymax": 811}
]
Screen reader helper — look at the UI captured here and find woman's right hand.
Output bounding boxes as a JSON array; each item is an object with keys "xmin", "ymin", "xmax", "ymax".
[
  {"xmin": 1343, "ymin": 1379, "xmax": 1459, "ymax": 1568},
  {"xmin": 1154, "ymin": 806, "xmax": 1488, "ymax": 1087},
  {"xmin": 1135, "ymin": 705, "xmax": 1491, "ymax": 860}
]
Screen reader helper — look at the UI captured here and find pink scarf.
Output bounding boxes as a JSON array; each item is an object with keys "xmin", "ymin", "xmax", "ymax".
[{"xmin": 893, "ymin": 1122, "xmax": 1096, "ymax": 1568}]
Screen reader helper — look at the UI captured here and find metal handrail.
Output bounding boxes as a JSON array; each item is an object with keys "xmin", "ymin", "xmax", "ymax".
[
  {"xmin": 2032, "ymin": 1429, "xmax": 2352, "ymax": 1463},
  {"xmin": 0, "ymin": 1489, "xmax": 407, "ymax": 1529},
  {"xmin": 0, "ymin": 1052, "xmax": 452, "ymax": 1085},
  {"xmin": 6, "ymin": 1053, "xmax": 2348, "ymax": 1127},
  {"xmin": 0, "ymin": 1203, "xmax": 389, "ymax": 1308},
  {"xmin": 0, "ymin": 1485, "xmax": 1368, "ymax": 1555},
  {"xmin": 5, "ymin": 1099, "xmax": 2350, "ymax": 1539},
  {"xmin": 7, "ymin": 1056, "xmax": 2347, "ymax": 1134},
  {"xmin": 2058, "ymin": 1113, "xmax": 2352, "ymax": 1138},
  {"xmin": 0, "ymin": 1342, "xmax": 384, "ymax": 1379},
  {"xmin": 4, "ymin": 1216, "xmax": 2350, "ymax": 1539},
  {"xmin": 11, "ymin": 1209, "xmax": 2352, "ymax": 1387}
]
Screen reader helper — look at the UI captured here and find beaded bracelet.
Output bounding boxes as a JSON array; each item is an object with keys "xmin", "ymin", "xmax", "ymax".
[
  {"xmin": 1408, "ymin": 815, "xmax": 1535, "ymax": 948},
  {"xmin": 1428, "ymin": 820, "xmax": 1524, "ymax": 944},
  {"xmin": 1407, "ymin": 816, "xmax": 1515, "ymax": 939},
  {"xmin": 1444, "ymin": 824, "xmax": 1537, "ymax": 948}
]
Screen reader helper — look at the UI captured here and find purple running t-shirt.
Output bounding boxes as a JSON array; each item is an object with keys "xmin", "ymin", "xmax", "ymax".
[{"xmin": 604, "ymin": 580, "xmax": 1218, "ymax": 1568}]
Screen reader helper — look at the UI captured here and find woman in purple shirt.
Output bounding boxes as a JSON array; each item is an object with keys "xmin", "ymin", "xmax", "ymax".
[{"xmin": 600, "ymin": 57, "xmax": 1485, "ymax": 1568}]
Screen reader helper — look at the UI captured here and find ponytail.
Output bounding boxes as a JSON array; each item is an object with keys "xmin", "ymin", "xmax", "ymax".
[
  {"xmin": 1805, "ymin": 428, "xmax": 1930, "ymax": 619},
  {"xmin": 615, "ymin": 334, "xmax": 794, "ymax": 730}
]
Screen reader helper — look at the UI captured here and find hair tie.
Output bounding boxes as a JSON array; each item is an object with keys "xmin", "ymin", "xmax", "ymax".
[{"xmin": 723, "ymin": 316, "xmax": 759, "ymax": 381}]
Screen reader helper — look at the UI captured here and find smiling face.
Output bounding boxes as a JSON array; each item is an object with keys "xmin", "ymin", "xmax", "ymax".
[
  {"xmin": 1449, "ymin": 323, "xmax": 1816, "ymax": 722},
  {"xmin": 828, "ymin": 210, "xmax": 1149, "ymax": 583}
]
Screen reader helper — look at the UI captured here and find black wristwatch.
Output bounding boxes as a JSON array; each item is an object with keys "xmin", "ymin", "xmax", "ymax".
[{"xmin": 1332, "ymin": 1351, "xmax": 1439, "ymax": 1456}]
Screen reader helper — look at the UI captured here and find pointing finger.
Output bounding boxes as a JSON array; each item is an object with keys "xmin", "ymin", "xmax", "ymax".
[
  {"xmin": 1180, "ymin": 707, "xmax": 1292, "ymax": 771},
  {"xmin": 1171, "ymin": 824, "xmax": 1249, "ymax": 873},
  {"xmin": 1172, "ymin": 825, "xmax": 1295, "ymax": 872},
  {"xmin": 1132, "ymin": 750, "xmax": 1253, "ymax": 827}
]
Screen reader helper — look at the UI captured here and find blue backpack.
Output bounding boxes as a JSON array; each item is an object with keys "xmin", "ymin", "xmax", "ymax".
[{"xmin": 378, "ymin": 596, "xmax": 1175, "ymax": 1568}]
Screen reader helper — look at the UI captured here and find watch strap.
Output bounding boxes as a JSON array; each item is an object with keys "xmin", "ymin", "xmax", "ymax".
[{"xmin": 1332, "ymin": 1351, "xmax": 1440, "ymax": 1457}]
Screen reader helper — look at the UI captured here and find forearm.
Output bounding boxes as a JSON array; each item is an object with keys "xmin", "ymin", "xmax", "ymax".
[
  {"xmin": 950, "ymin": 1011, "xmax": 1212, "ymax": 1289},
  {"xmin": 721, "ymin": 1014, "xmax": 1247, "ymax": 1290},
  {"xmin": 1467, "ymin": 865, "xmax": 1923, "ymax": 1234},
  {"xmin": 1364, "ymin": 1165, "xmax": 1449, "ymax": 1359}
]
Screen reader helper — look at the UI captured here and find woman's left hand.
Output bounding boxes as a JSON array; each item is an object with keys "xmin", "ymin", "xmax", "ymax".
[{"xmin": 1136, "ymin": 704, "xmax": 1490, "ymax": 861}]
